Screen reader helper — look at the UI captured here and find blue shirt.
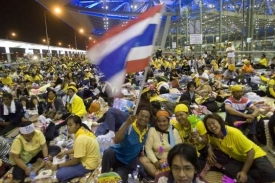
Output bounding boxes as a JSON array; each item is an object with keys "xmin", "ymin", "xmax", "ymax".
[{"xmin": 111, "ymin": 124, "xmax": 149, "ymax": 164}]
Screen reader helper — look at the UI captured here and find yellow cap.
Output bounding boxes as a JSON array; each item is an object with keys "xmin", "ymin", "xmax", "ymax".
[
  {"xmin": 174, "ymin": 104, "xmax": 189, "ymax": 113},
  {"xmin": 230, "ymin": 85, "xmax": 242, "ymax": 92},
  {"xmin": 228, "ymin": 64, "xmax": 235, "ymax": 71},
  {"xmin": 68, "ymin": 86, "xmax": 78, "ymax": 93}
]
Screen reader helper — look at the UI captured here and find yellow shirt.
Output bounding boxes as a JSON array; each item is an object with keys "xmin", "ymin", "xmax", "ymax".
[
  {"xmin": 34, "ymin": 75, "xmax": 43, "ymax": 81},
  {"xmin": 145, "ymin": 127, "xmax": 182, "ymax": 163},
  {"xmin": 1, "ymin": 76, "xmax": 13, "ymax": 85},
  {"xmin": 171, "ymin": 120, "xmax": 207, "ymax": 151},
  {"xmin": 212, "ymin": 63, "xmax": 219, "ymax": 71},
  {"xmin": 73, "ymin": 135, "xmax": 101, "ymax": 170},
  {"xmin": 209, "ymin": 126, "xmax": 266, "ymax": 162},
  {"xmin": 63, "ymin": 83, "xmax": 68, "ymax": 92},
  {"xmin": 259, "ymin": 58, "xmax": 268, "ymax": 67},
  {"xmin": 67, "ymin": 95, "xmax": 87, "ymax": 117},
  {"xmin": 260, "ymin": 75, "xmax": 269, "ymax": 83},
  {"xmin": 269, "ymin": 79, "xmax": 275, "ymax": 97},
  {"xmin": 10, "ymin": 130, "xmax": 46, "ymax": 164}
]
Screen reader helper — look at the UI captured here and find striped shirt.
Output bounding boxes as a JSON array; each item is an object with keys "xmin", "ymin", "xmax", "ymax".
[{"xmin": 225, "ymin": 96, "xmax": 253, "ymax": 113}]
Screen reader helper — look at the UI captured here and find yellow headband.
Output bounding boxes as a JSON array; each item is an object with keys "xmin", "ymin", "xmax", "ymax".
[
  {"xmin": 230, "ymin": 85, "xmax": 242, "ymax": 92},
  {"xmin": 174, "ymin": 104, "xmax": 189, "ymax": 113}
]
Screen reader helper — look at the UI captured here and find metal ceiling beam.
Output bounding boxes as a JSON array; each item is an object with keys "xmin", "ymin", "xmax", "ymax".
[
  {"xmin": 112, "ymin": 2, "xmax": 126, "ymax": 11},
  {"xmin": 211, "ymin": 10, "xmax": 275, "ymax": 20},
  {"xmin": 86, "ymin": 1, "xmax": 102, "ymax": 8},
  {"xmin": 257, "ymin": 0, "xmax": 266, "ymax": 14},
  {"xmin": 266, "ymin": 0, "xmax": 273, "ymax": 15},
  {"xmin": 65, "ymin": 4, "xmax": 177, "ymax": 16}
]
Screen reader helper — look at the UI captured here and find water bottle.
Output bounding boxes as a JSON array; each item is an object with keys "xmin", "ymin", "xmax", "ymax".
[
  {"xmin": 24, "ymin": 110, "xmax": 30, "ymax": 119},
  {"xmin": 132, "ymin": 165, "xmax": 140, "ymax": 180},
  {"xmin": 99, "ymin": 138, "xmax": 106, "ymax": 155},
  {"xmin": 128, "ymin": 165, "xmax": 139, "ymax": 183},
  {"xmin": 128, "ymin": 173, "xmax": 139, "ymax": 183},
  {"xmin": 27, "ymin": 163, "xmax": 36, "ymax": 183}
]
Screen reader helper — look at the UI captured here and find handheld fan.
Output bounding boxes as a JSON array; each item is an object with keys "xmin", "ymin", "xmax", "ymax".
[{"xmin": 187, "ymin": 114, "xmax": 200, "ymax": 132}]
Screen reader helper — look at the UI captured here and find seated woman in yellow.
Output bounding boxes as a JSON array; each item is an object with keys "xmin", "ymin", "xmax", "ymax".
[
  {"xmin": 139, "ymin": 110, "xmax": 182, "ymax": 178},
  {"xmin": 50, "ymin": 115, "xmax": 100, "ymax": 182},
  {"xmin": 204, "ymin": 113, "xmax": 275, "ymax": 183},
  {"xmin": 10, "ymin": 121, "xmax": 60, "ymax": 182},
  {"xmin": 268, "ymin": 74, "xmax": 275, "ymax": 98},
  {"xmin": 65, "ymin": 86, "xmax": 87, "ymax": 118},
  {"xmin": 172, "ymin": 104, "xmax": 208, "ymax": 163},
  {"xmin": 254, "ymin": 53, "xmax": 268, "ymax": 69},
  {"xmin": 210, "ymin": 60, "xmax": 219, "ymax": 73},
  {"xmin": 33, "ymin": 71, "xmax": 43, "ymax": 83}
]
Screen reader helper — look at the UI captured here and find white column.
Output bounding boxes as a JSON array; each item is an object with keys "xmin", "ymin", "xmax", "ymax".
[
  {"xmin": 5, "ymin": 47, "xmax": 11, "ymax": 62},
  {"xmin": 40, "ymin": 49, "xmax": 43, "ymax": 59}
]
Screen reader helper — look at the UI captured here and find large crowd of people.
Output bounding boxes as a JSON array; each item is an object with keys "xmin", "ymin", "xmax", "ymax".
[{"xmin": 0, "ymin": 45, "xmax": 275, "ymax": 183}]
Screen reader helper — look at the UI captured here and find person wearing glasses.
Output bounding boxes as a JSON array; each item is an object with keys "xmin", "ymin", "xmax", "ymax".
[{"xmin": 155, "ymin": 143, "xmax": 205, "ymax": 183}]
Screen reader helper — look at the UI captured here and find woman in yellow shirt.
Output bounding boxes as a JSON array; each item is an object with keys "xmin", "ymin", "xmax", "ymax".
[
  {"xmin": 65, "ymin": 86, "xmax": 87, "ymax": 118},
  {"xmin": 204, "ymin": 113, "xmax": 275, "ymax": 183},
  {"xmin": 254, "ymin": 53, "xmax": 268, "ymax": 69},
  {"xmin": 268, "ymin": 74, "xmax": 275, "ymax": 98},
  {"xmin": 51, "ymin": 115, "xmax": 100, "ymax": 181},
  {"xmin": 172, "ymin": 104, "xmax": 208, "ymax": 161}
]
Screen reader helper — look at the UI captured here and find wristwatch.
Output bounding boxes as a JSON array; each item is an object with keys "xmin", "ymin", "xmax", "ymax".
[{"xmin": 57, "ymin": 164, "xmax": 60, "ymax": 169}]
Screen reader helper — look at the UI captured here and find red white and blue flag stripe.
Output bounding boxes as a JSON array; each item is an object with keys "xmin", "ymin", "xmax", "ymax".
[{"xmin": 87, "ymin": 5, "xmax": 163, "ymax": 91}]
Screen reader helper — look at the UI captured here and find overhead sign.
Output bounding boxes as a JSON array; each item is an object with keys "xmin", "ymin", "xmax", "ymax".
[
  {"xmin": 172, "ymin": 42, "xmax": 177, "ymax": 48},
  {"xmin": 190, "ymin": 34, "xmax": 202, "ymax": 44}
]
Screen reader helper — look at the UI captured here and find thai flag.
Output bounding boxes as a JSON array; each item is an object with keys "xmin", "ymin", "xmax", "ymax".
[{"xmin": 87, "ymin": 5, "xmax": 163, "ymax": 92}]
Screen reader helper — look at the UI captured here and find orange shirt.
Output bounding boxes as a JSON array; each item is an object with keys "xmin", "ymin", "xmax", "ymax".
[{"xmin": 242, "ymin": 64, "xmax": 253, "ymax": 73}]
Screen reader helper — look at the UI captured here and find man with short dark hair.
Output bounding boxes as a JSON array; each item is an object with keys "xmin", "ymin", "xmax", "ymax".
[
  {"xmin": 101, "ymin": 108, "xmax": 151, "ymax": 183},
  {"xmin": 225, "ymin": 85, "xmax": 260, "ymax": 144},
  {"xmin": 0, "ymin": 93, "xmax": 24, "ymax": 136}
]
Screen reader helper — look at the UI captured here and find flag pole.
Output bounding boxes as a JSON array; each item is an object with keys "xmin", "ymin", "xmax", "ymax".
[{"xmin": 133, "ymin": 66, "xmax": 149, "ymax": 115}]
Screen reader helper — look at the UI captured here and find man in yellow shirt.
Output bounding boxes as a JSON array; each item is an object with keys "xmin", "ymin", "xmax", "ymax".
[
  {"xmin": 1, "ymin": 73, "xmax": 13, "ymax": 86},
  {"xmin": 10, "ymin": 122, "xmax": 60, "ymax": 182}
]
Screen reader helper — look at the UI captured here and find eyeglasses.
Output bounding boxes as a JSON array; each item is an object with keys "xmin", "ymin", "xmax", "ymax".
[{"xmin": 171, "ymin": 165, "xmax": 195, "ymax": 174}]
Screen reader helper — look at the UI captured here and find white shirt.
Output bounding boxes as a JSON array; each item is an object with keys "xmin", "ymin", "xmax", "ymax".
[
  {"xmin": 195, "ymin": 72, "xmax": 209, "ymax": 84},
  {"xmin": 226, "ymin": 46, "xmax": 235, "ymax": 57}
]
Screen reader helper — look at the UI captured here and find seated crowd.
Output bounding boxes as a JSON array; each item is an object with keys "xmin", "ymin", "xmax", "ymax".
[{"xmin": 0, "ymin": 53, "xmax": 275, "ymax": 183}]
